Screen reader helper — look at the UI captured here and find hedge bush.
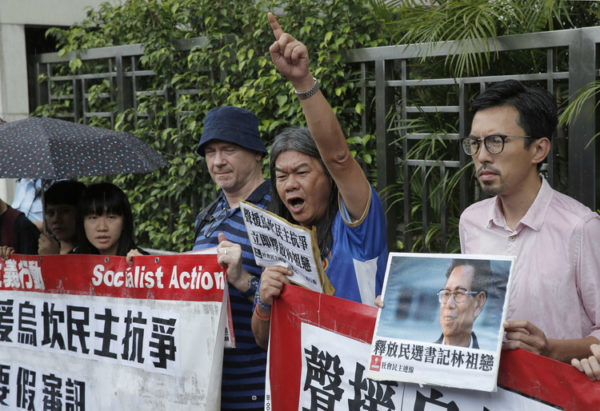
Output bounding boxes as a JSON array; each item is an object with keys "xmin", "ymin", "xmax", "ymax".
[{"xmin": 38, "ymin": 0, "xmax": 384, "ymax": 251}]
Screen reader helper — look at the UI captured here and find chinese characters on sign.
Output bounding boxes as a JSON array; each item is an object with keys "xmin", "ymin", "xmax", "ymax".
[
  {"xmin": 240, "ymin": 201, "xmax": 333, "ymax": 294},
  {"xmin": 297, "ymin": 321, "xmax": 558, "ymax": 411},
  {"xmin": 300, "ymin": 323, "xmax": 399, "ymax": 411},
  {"xmin": 0, "ymin": 259, "xmax": 44, "ymax": 290},
  {"xmin": 0, "ymin": 297, "xmax": 179, "ymax": 374},
  {"xmin": 370, "ymin": 340, "xmax": 495, "ymax": 372},
  {"xmin": 0, "ymin": 362, "xmax": 86, "ymax": 410}
]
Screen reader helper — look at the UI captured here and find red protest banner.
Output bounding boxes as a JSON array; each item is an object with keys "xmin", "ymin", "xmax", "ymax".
[
  {"xmin": 269, "ymin": 284, "xmax": 600, "ymax": 410},
  {"xmin": 498, "ymin": 349, "xmax": 597, "ymax": 409},
  {"xmin": 269, "ymin": 284, "xmax": 376, "ymax": 408},
  {"xmin": 0, "ymin": 253, "xmax": 225, "ymax": 301},
  {"xmin": 0, "ymin": 253, "xmax": 228, "ymax": 410}
]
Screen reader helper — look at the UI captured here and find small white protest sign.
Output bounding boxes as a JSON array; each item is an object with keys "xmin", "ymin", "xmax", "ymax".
[{"xmin": 240, "ymin": 201, "xmax": 333, "ymax": 295}]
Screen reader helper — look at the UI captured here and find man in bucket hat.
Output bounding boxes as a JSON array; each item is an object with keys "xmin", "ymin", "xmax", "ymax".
[{"xmin": 192, "ymin": 106, "xmax": 270, "ymax": 410}]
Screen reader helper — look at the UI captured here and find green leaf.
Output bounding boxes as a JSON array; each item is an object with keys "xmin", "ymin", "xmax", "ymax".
[{"xmin": 276, "ymin": 94, "xmax": 288, "ymax": 107}]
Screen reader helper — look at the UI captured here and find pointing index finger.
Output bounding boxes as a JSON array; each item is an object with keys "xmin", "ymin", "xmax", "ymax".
[{"xmin": 268, "ymin": 12, "xmax": 283, "ymax": 40}]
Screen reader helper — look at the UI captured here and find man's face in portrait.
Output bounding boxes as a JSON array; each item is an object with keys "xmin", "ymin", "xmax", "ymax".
[{"xmin": 439, "ymin": 265, "xmax": 486, "ymax": 347}]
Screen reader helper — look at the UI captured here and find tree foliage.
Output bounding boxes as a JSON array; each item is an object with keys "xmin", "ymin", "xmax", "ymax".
[
  {"xmin": 369, "ymin": 0, "xmax": 599, "ymax": 77},
  {"xmin": 38, "ymin": 0, "xmax": 383, "ymax": 252}
]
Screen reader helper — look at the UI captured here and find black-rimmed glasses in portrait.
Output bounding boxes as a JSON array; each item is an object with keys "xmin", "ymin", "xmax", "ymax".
[{"xmin": 437, "ymin": 288, "xmax": 479, "ymax": 305}]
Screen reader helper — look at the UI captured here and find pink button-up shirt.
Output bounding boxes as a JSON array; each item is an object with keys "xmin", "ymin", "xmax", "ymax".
[{"xmin": 460, "ymin": 178, "xmax": 600, "ymax": 341}]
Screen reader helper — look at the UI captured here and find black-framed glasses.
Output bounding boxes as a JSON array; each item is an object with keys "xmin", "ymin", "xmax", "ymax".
[
  {"xmin": 203, "ymin": 207, "xmax": 230, "ymax": 238},
  {"xmin": 437, "ymin": 288, "xmax": 479, "ymax": 305},
  {"xmin": 461, "ymin": 134, "xmax": 532, "ymax": 156}
]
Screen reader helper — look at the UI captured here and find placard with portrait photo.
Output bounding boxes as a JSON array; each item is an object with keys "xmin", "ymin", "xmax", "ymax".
[{"xmin": 367, "ymin": 253, "xmax": 514, "ymax": 392}]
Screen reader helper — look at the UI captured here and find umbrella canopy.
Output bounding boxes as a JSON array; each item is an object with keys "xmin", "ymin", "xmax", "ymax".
[{"xmin": 0, "ymin": 116, "xmax": 167, "ymax": 179}]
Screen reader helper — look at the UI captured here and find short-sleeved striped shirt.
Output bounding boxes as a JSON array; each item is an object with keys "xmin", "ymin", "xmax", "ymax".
[{"xmin": 193, "ymin": 179, "xmax": 270, "ymax": 411}]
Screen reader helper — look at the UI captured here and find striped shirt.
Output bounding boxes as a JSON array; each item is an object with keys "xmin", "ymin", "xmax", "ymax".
[{"xmin": 193, "ymin": 180, "xmax": 270, "ymax": 410}]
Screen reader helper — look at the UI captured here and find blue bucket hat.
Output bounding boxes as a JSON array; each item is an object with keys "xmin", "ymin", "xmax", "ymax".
[{"xmin": 196, "ymin": 106, "xmax": 267, "ymax": 157}]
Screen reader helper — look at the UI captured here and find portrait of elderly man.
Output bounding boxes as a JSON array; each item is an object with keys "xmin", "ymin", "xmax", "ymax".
[{"xmin": 435, "ymin": 259, "xmax": 491, "ymax": 348}]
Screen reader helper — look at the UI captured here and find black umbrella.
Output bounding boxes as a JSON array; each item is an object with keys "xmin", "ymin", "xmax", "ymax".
[{"xmin": 0, "ymin": 116, "xmax": 167, "ymax": 179}]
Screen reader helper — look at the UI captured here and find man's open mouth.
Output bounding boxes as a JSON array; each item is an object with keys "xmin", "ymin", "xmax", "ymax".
[{"xmin": 287, "ymin": 196, "xmax": 305, "ymax": 212}]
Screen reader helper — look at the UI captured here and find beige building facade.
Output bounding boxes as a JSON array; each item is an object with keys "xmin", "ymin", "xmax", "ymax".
[{"xmin": 0, "ymin": 0, "xmax": 114, "ymax": 200}]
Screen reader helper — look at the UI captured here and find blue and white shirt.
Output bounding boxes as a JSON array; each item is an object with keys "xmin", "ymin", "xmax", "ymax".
[
  {"xmin": 323, "ymin": 185, "xmax": 387, "ymax": 305},
  {"xmin": 12, "ymin": 178, "xmax": 43, "ymax": 223},
  {"xmin": 193, "ymin": 180, "xmax": 270, "ymax": 411}
]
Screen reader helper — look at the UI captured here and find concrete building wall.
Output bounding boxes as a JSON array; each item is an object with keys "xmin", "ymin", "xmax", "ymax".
[
  {"xmin": 0, "ymin": 0, "xmax": 115, "ymax": 202},
  {"xmin": 0, "ymin": 23, "xmax": 29, "ymax": 122},
  {"xmin": 0, "ymin": 0, "xmax": 112, "ymax": 26}
]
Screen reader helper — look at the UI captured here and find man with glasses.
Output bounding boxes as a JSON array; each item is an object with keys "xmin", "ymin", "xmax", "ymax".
[
  {"xmin": 436, "ymin": 259, "xmax": 490, "ymax": 348},
  {"xmin": 193, "ymin": 105, "xmax": 270, "ymax": 410},
  {"xmin": 459, "ymin": 80, "xmax": 600, "ymax": 363}
]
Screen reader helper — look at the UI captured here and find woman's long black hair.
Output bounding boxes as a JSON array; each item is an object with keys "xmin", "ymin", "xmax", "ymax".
[
  {"xmin": 268, "ymin": 127, "xmax": 338, "ymax": 257},
  {"xmin": 75, "ymin": 182, "xmax": 136, "ymax": 256}
]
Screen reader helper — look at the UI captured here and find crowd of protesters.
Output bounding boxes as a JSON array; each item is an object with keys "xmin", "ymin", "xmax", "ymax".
[{"xmin": 1, "ymin": 11, "xmax": 599, "ymax": 409}]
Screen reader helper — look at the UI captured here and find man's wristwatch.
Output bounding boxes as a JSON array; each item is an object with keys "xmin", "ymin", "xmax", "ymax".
[
  {"xmin": 241, "ymin": 276, "xmax": 259, "ymax": 298},
  {"xmin": 294, "ymin": 77, "xmax": 320, "ymax": 100}
]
